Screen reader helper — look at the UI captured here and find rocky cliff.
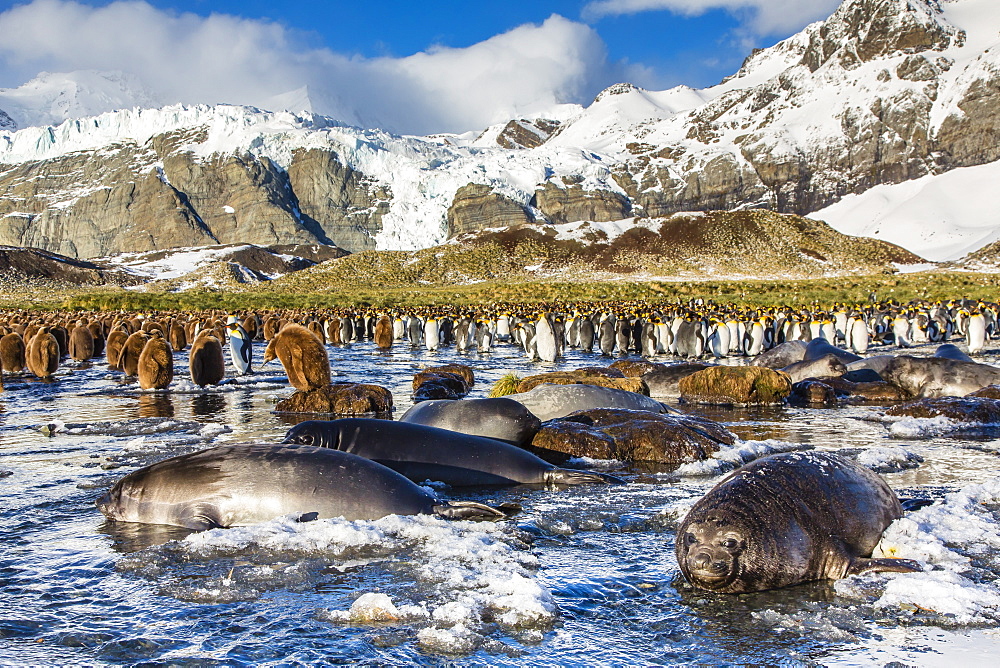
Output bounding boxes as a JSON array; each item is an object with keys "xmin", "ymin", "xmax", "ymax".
[{"xmin": 1, "ymin": 0, "xmax": 998, "ymax": 262}]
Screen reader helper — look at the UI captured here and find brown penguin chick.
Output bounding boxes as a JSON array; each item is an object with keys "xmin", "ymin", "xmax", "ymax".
[
  {"xmin": 0, "ymin": 332, "xmax": 26, "ymax": 373},
  {"xmin": 262, "ymin": 317, "xmax": 280, "ymax": 341},
  {"xmin": 262, "ymin": 323, "xmax": 331, "ymax": 391},
  {"xmin": 68, "ymin": 324, "xmax": 95, "ymax": 361},
  {"xmin": 188, "ymin": 330, "xmax": 226, "ymax": 387},
  {"xmin": 137, "ymin": 332, "xmax": 173, "ymax": 390},
  {"xmin": 169, "ymin": 321, "xmax": 188, "ymax": 351},
  {"xmin": 26, "ymin": 327, "xmax": 60, "ymax": 379},
  {"xmin": 88, "ymin": 321, "xmax": 106, "ymax": 357},
  {"xmin": 307, "ymin": 320, "xmax": 326, "ymax": 344},
  {"xmin": 374, "ymin": 316, "xmax": 393, "ymax": 350},
  {"xmin": 105, "ymin": 326, "xmax": 129, "ymax": 369},
  {"xmin": 242, "ymin": 316, "xmax": 259, "ymax": 340},
  {"xmin": 49, "ymin": 325, "xmax": 69, "ymax": 359},
  {"xmin": 120, "ymin": 330, "xmax": 151, "ymax": 377},
  {"xmin": 327, "ymin": 318, "xmax": 342, "ymax": 345}
]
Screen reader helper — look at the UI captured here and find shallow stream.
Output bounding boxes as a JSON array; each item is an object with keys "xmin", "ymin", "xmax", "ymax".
[{"xmin": 2, "ymin": 338, "xmax": 1000, "ymax": 664}]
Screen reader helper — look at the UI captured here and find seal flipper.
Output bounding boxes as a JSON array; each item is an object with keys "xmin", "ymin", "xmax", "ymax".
[
  {"xmin": 177, "ymin": 503, "xmax": 225, "ymax": 531},
  {"xmin": 544, "ymin": 468, "xmax": 625, "ymax": 485},
  {"xmin": 846, "ymin": 557, "xmax": 923, "ymax": 576},
  {"xmin": 900, "ymin": 498, "xmax": 935, "ymax": 512},
  {"xmin": 433, "ymin": 501, "xmax": 514, "ymax": 521}
]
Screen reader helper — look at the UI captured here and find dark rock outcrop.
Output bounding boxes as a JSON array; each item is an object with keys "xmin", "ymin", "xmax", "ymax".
[
  {"xmin": 275, "ymin": 382, "xmax": 393, "ymax": 415},
  {"xmin": 529, "ymin": 408, "xmax": 735, "ymax": 465},
  {"xmin": 679, "ymin": 366, "xmax": 792, "ymax": 405}
]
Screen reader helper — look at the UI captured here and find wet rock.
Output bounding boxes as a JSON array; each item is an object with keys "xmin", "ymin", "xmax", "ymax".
[
  {"xmin": 821, "ymin": 378, "xmax": 909, "ymax": 403},
  {"xmin": 885, "ymin": 397, "xmax": 1000, "ymax": 423},
  {"xmin": 516, "ymin": 370, "xmax": 648, "ymax": 395},
  {"xmin": 529, "ymin": 408, "xmax": 735, "ymax": 465},
  {"xmin": 609, "ymin": 360, "xmax": 664, "ymax": 377},
  {"xmin": 678, "ymin": 366, "xmax": 792, "ymax": 406},
  {"xmin": 412, "ymin": 372, "xmax": 468, "ymax": 401},
  {"xmin": 276, "ymin": 382, "xmax": 393, "ymax": 415},
  {"xmin": 968, "ymin": 384, "xmax": 1000, "ymax": 400},
  {"xmin": 790, "ymin": 380, "xmax": 839, "ymax": 406},
  {"xmin": 642, "ymin": 362, "xmax": 713, "ymax": 398},
  {"xmin": 422, "ymin": 364, "xmax": 475, "ymax": 390}
]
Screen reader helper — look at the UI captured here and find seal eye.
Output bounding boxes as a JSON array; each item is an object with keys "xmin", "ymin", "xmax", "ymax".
[
  {"xmin": 685, "ymin": 533, "xmax": 697, "ymax": 545},
  {"xmin": 722, "ymin": 538, "xmax": 739, "ymax": 550}
]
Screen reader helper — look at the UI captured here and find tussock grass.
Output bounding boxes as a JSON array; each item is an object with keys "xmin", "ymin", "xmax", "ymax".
[
  {"xmin": 489, "ymin": 373, "xmax": 523, "ymax": 398},
  {"xmin": 5, "ymin": 270, "xmax": 1000, "ymax": 313}
]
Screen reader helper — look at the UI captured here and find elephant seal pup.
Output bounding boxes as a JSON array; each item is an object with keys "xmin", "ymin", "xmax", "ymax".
[
  {"xmin": 883, "ymin": 355, "xmax": 1000, "ymax": 398},
  {"xmin": 282, "ymin": 418, "xmax": 622, "ymax": 487},
  {"xmin": 803, "ymin": 337, "xmax": 862, "ymax": 364},
  {"xmin": 934, "ymin": 343, "xmax": 974, "ymax": 363},
  {"xmin": 751, "ymin": 341, "xmax": 807, "ymax": 369},
  {"xmin": 505, "ymin": 383, "xmax": 674, "ymax": 421},
  {"xmin": 676, "ymin": 451, "xmax": 920, "ymax": 593},
  {"xmin": 97, "ymin": 443, "xmax": 508, "ymax": 530},
  {"xmin": 780, "ymin": 354, "xmax": 847, "ymax": 384},
  {"xmin": 398, "ymin": 397, "xmax": 542, "ymax": 446},
  {"xmin": 844, "ymin": 355, "xmax": 897, "ymax": 383}
]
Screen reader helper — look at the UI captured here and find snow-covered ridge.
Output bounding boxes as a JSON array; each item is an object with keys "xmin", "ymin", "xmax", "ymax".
[{"xmin": 3, "ymin": 0, "xmax": 1000, "ymax": 260}]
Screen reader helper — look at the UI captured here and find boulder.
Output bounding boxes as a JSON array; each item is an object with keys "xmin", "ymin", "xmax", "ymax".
[
  {"xmin": 820, "ymin": 377, "xmax": 909, "ymax": 403},
  {"xmin": 609, "ymin": 360, "xmax": 664, "ymax": 377},
  {"xmin": 420, "ymin": 364, "xmax": 474, "ymax": 390},
  {"xmin": 516, "ymin": 370, "xmax": 649, "ymax": 395},
  {"xmin": 412, "ymin": 372, "xmax": 468, "ymax": 401},
  {"xmin": 276, "ymin": 382, "xmax": 393, "ymax": 415},
  {"xmin": 885, "ymin": 396, "xmax": 1000, "ymax": 423},
  {"xmin": 529, "ymin": 408, "xmax": 735, "ymax": 465},
  {"xmin": 789, "ymin": 380, "xmax": 839, "ymax": 406},
  {"xmin": 678, "ymin": 366, "xmax": 792, "ymax": 405},
  {"xmin": 969, "ymin": 385, "xmax": 1000, "ymax": 400}
]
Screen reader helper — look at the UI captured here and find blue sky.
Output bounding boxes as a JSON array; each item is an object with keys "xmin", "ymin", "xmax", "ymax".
[{"xmin": 0, "ymin": 0, "xmax": 842, "ymax": 133}]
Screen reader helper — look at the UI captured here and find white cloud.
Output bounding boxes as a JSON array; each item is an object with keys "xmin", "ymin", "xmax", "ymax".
[
  {"xmin": 0, "ymin": 0, "xmax": 632, "ymax": 135},
  {"xmin": 582, "ymin": 0, "xmax": 842, "ymax": 36}
]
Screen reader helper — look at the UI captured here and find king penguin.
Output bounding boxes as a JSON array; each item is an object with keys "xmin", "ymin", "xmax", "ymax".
[
  {"xmin": 226, "ymin": 315, "xmax": 253, "ymax": 375},
  {"xmin": 967, "ymin": 310, "xmax": 987, "ymax": 354}
]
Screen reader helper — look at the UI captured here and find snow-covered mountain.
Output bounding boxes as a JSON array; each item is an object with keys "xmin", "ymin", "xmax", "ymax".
[
  {"xmin": 1, "ymin": 0, "xmax": 999, "ymax": 264},
  {"xmin": 0, "ymin": 70, "xmax": 161, "ymax": 131}
]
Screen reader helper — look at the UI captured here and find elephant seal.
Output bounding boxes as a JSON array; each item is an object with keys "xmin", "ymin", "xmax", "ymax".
[
  {"xmin": 844, "ymin": 355, "xmax": 897, "ymax": 383},
  {"xmin": 676, "ymin": 451, "xmax": 921, "ymax": 593},
  {"xmin": 97, "ymin": 443, "xmax": 508, "ymax": 530},
  {"xmin": 803, "ymin": 337, "xmax": 862, "ymax": 364},
  {"xmin": 780, "ymin": 354, "xmax": 847, "ymax": 384},
  {"xmin": 282, "ymin": 418, "xmax": 622, "ymax": 486},
  {"xmin": 507, "ymin": 382, "xmax": 675, "ymax": 420},
  {"xmin": 883, "ymin": 355, "xmax": 1000, "ymax": 398},
  {"xmin": 398, "ymin": 397, "xmax": 542, "ymax": 446},
  {"xmin": 934, "ymin": 343, "xmax": 973, "ymax": 363},
  {"xmin": 642, "ymin": 363, "xmax": 713, "ymax": 399},
  {"xmin": 751, "ymin": 341, "xmax": 807, "ymax": 369}
]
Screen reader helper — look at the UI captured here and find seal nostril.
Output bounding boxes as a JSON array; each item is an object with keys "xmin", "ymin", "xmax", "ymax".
[{"xmin": 692, "ymin": 553, "xmax": 712, "ymax": 570}]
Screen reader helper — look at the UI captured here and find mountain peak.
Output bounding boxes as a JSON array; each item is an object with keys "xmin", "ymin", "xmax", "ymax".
[{"xmin": 0, "ymin": 70, "xmax": 162, "ymax": 130}]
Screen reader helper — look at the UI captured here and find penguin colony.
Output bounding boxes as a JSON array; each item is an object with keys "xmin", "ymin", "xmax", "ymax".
[{"xmin": 0, "ymin": 298, "xmax": 994, "ymax": 388}]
